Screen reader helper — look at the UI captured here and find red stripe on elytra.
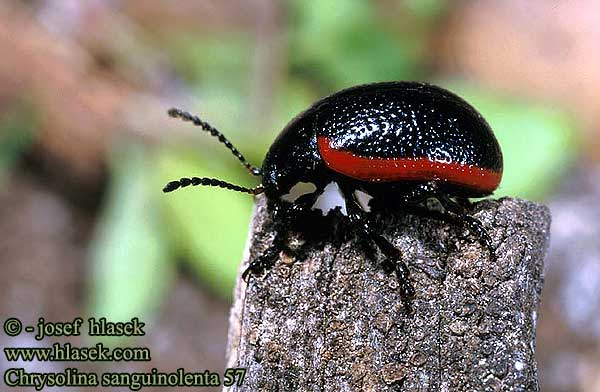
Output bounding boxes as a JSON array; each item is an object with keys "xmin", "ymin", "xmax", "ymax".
[{"xmin": 317, "ymin": 136, "xmax": 501, "ymax": 193}]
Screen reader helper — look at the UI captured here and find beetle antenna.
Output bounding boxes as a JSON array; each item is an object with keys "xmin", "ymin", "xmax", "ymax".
[
  {"xmin": 163, "ymin": 177, "xmax": 264, "ymax": 195},
  {"xmin": 168, "ymin": 108, "xmax": 262, "ymax": 176}
]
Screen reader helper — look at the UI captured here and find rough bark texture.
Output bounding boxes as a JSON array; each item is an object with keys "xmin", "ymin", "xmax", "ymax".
[{"xmin": 225, "ymin": 196, "xmax": 550, "ymax": 391}]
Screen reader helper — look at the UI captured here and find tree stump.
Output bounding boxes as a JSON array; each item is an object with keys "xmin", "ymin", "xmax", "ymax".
[{"xmin": 225, "ymin": 196, "xmax": 550, "ymax": 391}]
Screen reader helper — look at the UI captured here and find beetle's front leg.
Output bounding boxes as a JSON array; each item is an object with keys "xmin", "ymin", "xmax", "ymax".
[
  {"xmin": 242, "ymin": 229, "xmax": 287, "ymax": 281},
  {"xmin": 242, "ymin": 191, "xmax": 323, "ymax": 281},
  {"xmin": 342, "ymin": 188, "xmax": 415, "ymax": 312}
]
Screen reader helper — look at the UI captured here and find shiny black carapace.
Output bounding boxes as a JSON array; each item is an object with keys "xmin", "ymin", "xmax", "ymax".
[{"xmin": 163, "ymin": 81, "xmax": 503, "ymax": 309}]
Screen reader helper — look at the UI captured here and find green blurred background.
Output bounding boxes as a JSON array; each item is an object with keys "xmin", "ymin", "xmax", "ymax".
[{"xmin": 1, "ymin": 1, "xmax": 599, "ymax": 391}]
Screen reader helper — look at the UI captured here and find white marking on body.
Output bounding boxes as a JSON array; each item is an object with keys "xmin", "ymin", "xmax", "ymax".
[
  {"xmin": 280, "ymin": 182, "xmax": 317, "ymax": 203},
  {"xmin": 312, "ymin": 182, "xmax": 347, "ymax": 216},
  {"xmin": 354, "ymin": 190, "xmax": 373, "ymax": 212}
]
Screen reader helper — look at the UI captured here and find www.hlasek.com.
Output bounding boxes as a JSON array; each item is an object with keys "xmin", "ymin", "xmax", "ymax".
[{"xmin": 3, "ymin": 317, "xmax": 246, "ymax": 390}]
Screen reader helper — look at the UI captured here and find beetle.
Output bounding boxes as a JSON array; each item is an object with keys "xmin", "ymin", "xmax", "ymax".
[{"xmin": 163, "ymin": 81, "xmax": 503, "ymax": 309}]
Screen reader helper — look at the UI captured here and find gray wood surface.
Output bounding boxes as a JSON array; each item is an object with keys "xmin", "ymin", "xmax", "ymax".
[{"xmin": 225, "ymin": 196, "xmax": 550, "ymax": 391}]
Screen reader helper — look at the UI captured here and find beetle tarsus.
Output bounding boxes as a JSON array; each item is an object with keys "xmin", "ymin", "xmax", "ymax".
[
  {"xmin": 242, "ymin": 260, "xmax": 262, "ymax": 282},
  {"xmin": 436, "ymin": 194, "xmax": 497, "ymax": 260},
  {"xmin": 371, "ymin": 233, "xmax": 416, "ymax": 310}
]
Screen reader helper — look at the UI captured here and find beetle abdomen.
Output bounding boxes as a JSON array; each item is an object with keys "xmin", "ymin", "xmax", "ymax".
[{"xmin": 314, "ymin": 82, "xmax": 503, "ymax": 194}]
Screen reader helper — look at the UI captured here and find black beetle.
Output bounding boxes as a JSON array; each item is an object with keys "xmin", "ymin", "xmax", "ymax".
[{"xmin": 163, "ymin": 81, "xmax": 503, "ymax": 308}]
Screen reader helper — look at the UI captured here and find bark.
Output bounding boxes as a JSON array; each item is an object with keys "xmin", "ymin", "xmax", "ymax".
[{"xmin": 225, "ymin": 196, "xmax": 551, "ymax": 391}]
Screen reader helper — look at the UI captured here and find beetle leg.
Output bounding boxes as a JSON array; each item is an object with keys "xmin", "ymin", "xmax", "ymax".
[
  {"xmin": 399, "ymin": 202, "xmax": 460, "ymax": 225},
  {"xmin": 455, "ymin": 196, "xmax": 472, "ymax": 208},
  {"xmin": 399, "ymin": 201, "xmax": 483, "ymax": 242},
  {"xmin": 242, "ymin": 231, "xmax": 288, "ymax": 281},
  {"xmin": 401, "ymin": 181, "xmax": 440, "ymax": 203},
  {"xmin": 435, "ymin": 195, "xmax": 496, "ymax": 260},
  {"xmin": 342, "ymin": 188, "xmax": 415, "ymax": 311},
  {"xmin": 242, "ymin": 190, "xmax": 323, "ymax": 281}
]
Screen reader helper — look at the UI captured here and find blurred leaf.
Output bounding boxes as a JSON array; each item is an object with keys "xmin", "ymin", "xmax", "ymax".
[
  {"xmin": 166, "ymin": 33, "xmax": 256, "ymax": 145},
  {"xmin": 441, "ymin": 81, "xmax": 580, "ymax": 200},
  {"xmin": 271, "ymin": 78, "xmax": 318, "ymax": 136},
  {"xmin": 0, "ymin": 103, "xmax": 36, "ymax": 183},
  {"xmin": 404, "ymin": 0, "xmax": 448, "ymax": 20},
  {"xmin": 167, "ymin": 34, "xmax": 252, "ymax": 88},
  {"xmin": 287, "ymin": 0, "xmax": 424, "ymax": 90},
  {"xmin": 189, "ymin": 83, "xmax": 250, "ymax": 137},
  {"xmin": 89, "ymin": 144, "xmax": 173, "ymax": 330},
  {"xmin": 155, "ymin": 148, "xmax": 254, "ymax": 298}
]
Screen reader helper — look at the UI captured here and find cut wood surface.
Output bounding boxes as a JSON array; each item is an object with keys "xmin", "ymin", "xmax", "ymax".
[{"xmin": 225, "ymin": 196, "xmax": 550, "ymax": 391}]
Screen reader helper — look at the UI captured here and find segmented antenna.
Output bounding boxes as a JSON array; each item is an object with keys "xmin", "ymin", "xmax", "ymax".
[
  {"xmin": 168, "ymin": 108, "xmax": 262, "ymax": 176},
  {"xmin": 163, "ymin": 177, "xmax": 264, "ymax": 195}
]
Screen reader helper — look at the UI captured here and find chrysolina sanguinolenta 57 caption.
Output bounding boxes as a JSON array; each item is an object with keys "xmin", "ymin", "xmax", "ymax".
[{"xmin": 163, "ymin": 81, "xmax": 503, "ymax": 310}]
